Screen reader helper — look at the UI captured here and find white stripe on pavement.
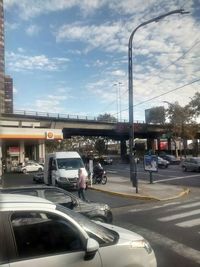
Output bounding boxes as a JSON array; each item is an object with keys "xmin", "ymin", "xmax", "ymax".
[
  {"xmin": 167, "ymin": 202, "xmax": 200, "ymax": 211},
  {"xmin": 154, "ymin": 174, "xmax": 200, "ymax": 183},
  {"xmin": 129, "ymin": 202, "xmax": 180, "ymax": 213},
  {"xmin": 117, "ymin": 223, "xmax": 200, "ymax": 264},
  {"xmin": 176, "ymin": 218, "xmax": 200, "ymax": 227},
  {"xmin": 158, "ymin": 209, "xmax": 200, "ymax": 222}
]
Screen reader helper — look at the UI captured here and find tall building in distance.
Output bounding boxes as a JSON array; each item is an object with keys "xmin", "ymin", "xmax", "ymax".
[
  {"xmin": 0, "ymin": 0, "xmax": 5, "ymax": 114},
  {"xmin": 4, "ymin": 75, "xmax": 13, "ymax": 113}
]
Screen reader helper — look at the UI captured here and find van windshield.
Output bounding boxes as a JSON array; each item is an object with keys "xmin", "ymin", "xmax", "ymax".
[{"xmin": 57, "ymin": 158, "xmax": 84, "ymax": 170}]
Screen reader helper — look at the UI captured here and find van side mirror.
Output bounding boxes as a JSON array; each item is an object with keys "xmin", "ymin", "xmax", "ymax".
[{"xmin": 84, "ymin": 238, "xmax": 99, "ymax": 261}]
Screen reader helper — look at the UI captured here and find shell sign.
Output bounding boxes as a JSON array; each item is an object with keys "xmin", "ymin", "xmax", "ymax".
[{"xmin": 46, "ymin": 131, "xmax": 54, "ymax": 140}]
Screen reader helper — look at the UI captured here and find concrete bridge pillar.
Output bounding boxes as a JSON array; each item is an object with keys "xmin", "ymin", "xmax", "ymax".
[
  {"xmin": 146, "ymin": 138, "xmax": 155, "ymax": 152},
  {"xmin": 19, "ymin": 140, "xmax": 25, "ymax": 164},
  {"xmin": 120, "ymin": 139, "xmax": 127, "ymax": 158},
  {"xmin": 39, "ymin": 140, "xmax": 45, "ymax": 163}
]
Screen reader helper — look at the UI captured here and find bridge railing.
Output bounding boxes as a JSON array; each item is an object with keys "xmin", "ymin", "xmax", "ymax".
[{"xmin": 6, "ymin": 110, "xmax": 145, "ymax": 124}]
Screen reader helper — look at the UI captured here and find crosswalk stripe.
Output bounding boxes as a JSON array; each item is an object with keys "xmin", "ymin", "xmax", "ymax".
[
  {"xmin": 129, "ymin": 202, "xmax": 180, "ymax": 213},
  {"xmin": 154, "ymin": 174, "xmax": 199, "ymax": 183},
  {"xmin": 167, "ymin": 202, "xmax": 200, "ymax": 211},
  {"xmin": 158, "ymin": 209, "xmax": 200, "ymax": 222},
  {"xmin": 176, "ymin": 218, "xmax": 200, "ymax": 227}
]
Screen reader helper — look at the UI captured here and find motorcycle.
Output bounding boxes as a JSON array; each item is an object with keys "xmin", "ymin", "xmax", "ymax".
[{"xmin": 92, "ymin": 169, "xmax": 107, "ymax": 185}]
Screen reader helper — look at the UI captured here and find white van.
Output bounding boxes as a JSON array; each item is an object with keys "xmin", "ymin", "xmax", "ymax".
[{"xmin": 44, "ymin": 151, "xmax": 88, "ymax": 189}]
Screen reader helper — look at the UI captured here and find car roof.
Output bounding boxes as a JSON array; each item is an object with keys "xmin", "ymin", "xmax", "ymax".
[
  {"xmin": 1, "ymin": 185, "xmax": 58, "ymax": 191},
  {"xmin": 48, "ymin": 151, "xmax": 80, "ymax": 159},
  {"xmin": 0, "ymin": 193, "xmax": 55, "ymax": 211}
]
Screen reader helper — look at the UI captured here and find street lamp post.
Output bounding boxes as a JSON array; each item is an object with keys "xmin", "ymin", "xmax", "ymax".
[{"xmin": 128, "ymin": 9, "xmax": 188, "ymax": 193}]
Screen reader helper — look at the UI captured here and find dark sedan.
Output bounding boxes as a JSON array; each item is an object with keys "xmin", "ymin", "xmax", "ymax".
[
  {"xmin": 159, "ymin": 154, "xmax": 180, "ymax": 165},
  {"xmin": 181, "ymin": 157, "xmax": 200, "ymax": 172},
  {"xmin": 0, "ymin": 185, "xmax": 113, "ymax": 223}
]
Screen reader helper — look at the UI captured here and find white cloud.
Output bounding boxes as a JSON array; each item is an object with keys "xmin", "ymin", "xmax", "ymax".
[
  {"xmin": 4, "ymin": 0, "xmax": 106, "ymax": 19},
  {"xmin": 6, "ymin": 51, "xmax": 70, "ymax": 72},
  {"xmin": 4, "ymin": 0, "xmax": 196, "ymax": 21},
  {"xmin": 111, "ymin": 70, "xmax": 126, "ymax": 77},
  {"xmin": 4, "ymin": 21, "xmax": 19, "ymax": 30},
  {"xmin": 13, "ymin": 86, "xmax": 17, "ymax": 94},
  {"xmin": 26, "ymin": 24, "xmax": 41, "ymax": 36},
  {"xmin": 4, "ymin": 0, "xmax": 200, "ymax": 121},
  {"xmin": 17, "ymin": 47, "xmax": 26, "ymax": 53}
]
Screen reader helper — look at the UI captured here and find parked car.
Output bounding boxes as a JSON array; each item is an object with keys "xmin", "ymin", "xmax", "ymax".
[
  {"xmin": 159, "ymin": 154, "xmax": 180, "ymax": 165},
  {"xmin": 33, "ymin": 171, "xmax": 44, "ymax": 183},
  {"xmin": 19, "ymin": 162, "xmax": 44, "ymax": 173},
  {"xmin": 181, "ymin": 157, "xmax": 200, "ymax": 172},
  {"xmin": 0, "ymin": 185, "xmax": 113, "ymax": 223},
  {"xmin": 0, "ymin": 194, "xmax": 157, "ymax": 267},
  {"xmin": 157, "ymin": 157, "xmax": 169, "ymax": 168},
  {"xmin": 100, "ymin": 156, "xmax": 113, "ymax": 165}
]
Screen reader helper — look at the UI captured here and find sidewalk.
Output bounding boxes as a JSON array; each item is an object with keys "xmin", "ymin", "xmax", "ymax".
[{"xmin": 88, "ymin": 176, "xmax": 190, "ymax": 201}]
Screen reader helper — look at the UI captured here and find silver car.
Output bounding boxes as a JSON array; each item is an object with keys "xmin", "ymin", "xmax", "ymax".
[
  {"xmin": 0, "ymin": 194, "xmax": 157, "ymax": 267},
  {"xmin": 181, "ymin": 157, "xmax": 200, "ymax": 172}
]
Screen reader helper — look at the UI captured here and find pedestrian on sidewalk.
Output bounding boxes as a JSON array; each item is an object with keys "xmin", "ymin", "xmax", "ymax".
[{"xmin": 77, "ymin": 168, "xmax": 87, "ymax": 201}]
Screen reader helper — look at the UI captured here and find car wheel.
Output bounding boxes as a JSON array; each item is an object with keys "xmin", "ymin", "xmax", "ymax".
[
  {"xmin": 38, "ymin": 167, "xmax": 43, "ymax": 172},
  {"xmin": 22, "ymin": 169, "xmax": 27, "ymax": 174},
  {"xmin": 101, "ymin": 175, "xmax": 107, "ymax": 185},
  {"xmin": 183, "ymin": 166, "xmax": 187, "ymax": 172}
]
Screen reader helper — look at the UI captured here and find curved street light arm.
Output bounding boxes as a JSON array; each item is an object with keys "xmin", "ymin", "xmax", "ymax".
[{"xmin": 128, "ymin": 9, "xmax": 189, "ymax": 192}]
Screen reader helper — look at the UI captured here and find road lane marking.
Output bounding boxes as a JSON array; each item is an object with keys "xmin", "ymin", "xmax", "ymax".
[
  {"xmin": 154, "ymin": 174, "xmax": 200, "ymax": 183},
  {"xmin": 176, "ymin": 218, "xmax": 200, "ymax": 227},
  {"xmin": 167, "ymin": 202, "xmax": 200, "ymax": 211},
  {"xmin": 158, "ymin": 209, "xmax": 200, "ymax": 222},
  {"xmin": 129, "ymin": 202, "xmax": 180, "ymax": 213}
]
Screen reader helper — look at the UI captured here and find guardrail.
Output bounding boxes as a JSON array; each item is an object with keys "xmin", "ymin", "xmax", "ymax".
[{"xmin": 4, "ymin": 110, "xmax": 145, "ymax": 124}]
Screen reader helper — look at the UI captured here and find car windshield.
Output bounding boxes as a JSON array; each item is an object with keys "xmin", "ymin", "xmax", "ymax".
[
  {"xmin": 57, "ymin": 204, "xmax": 118, "ymax": 245},
  {"xmin": 57, "ymin": 158, "xmax": 84, "ymax": 170}
]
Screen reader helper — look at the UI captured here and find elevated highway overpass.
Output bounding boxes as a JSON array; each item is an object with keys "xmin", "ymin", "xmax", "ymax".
[
  {"xmin": 1, "ymin": 111, "xmax": 170, "ymax": 140},
  {"xmin": 0, "ymin": 111, "xmax": 200, "ymax": 172}
]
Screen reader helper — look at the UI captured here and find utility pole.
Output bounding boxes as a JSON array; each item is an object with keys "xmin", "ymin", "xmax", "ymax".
[{"xmin": 128, "ymin": 9, "xmax": 189, "ymax": 193}]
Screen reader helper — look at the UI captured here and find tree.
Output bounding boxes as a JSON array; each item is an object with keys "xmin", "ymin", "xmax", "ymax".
[
  {"xmin": 165, "ymin": 101, "xmax": 195, "ymax": 157},
  {"xmin": 94, "ymin": 138, "xmax": 107, "ymax": 156},
  {"xmin": 188, "ymin": 92, "xmax": 200, "ymax": 117},
  {"xmin": 145, "ymin": 106, "xmax": 165, "ymax": 124},
  {"xmin": 97, "ymin": 113, "xmax": 117, "ymax": 122}
]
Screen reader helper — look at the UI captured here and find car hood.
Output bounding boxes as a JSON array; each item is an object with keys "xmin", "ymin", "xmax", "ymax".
[
  {"xmin": 78, "ymin": 200, "xmax": 107, "ymax": 211},
  {"xmin": 58, "ymin": 168, "xmax": 88, "ymax": 178},
  {"xmin": 97, "ymin": 222, "xmax": 143, "ymax": 242},
  {"xmin": 58, "ymin": 168, "xmax": 78, "ymax": 178}
]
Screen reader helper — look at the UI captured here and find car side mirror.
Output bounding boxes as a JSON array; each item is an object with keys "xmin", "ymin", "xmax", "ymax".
[{"xmin": 84, "ymin": 238, "xmax": 99, "ymax": 261}]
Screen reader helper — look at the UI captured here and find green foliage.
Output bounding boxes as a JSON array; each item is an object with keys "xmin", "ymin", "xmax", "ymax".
[
  {"xmin": 94, "ymin": 138, "xmax": 107, "ymax": 156},
  {"xmin": 97, "ymin": 113, "xmax": 117, "ymax": 122},
  {"xmin": 45, "ymin": 136, "xmax": 110, "ymax": 157},
  {"xmin": 188, "ymin": 92, "xmax": 200, "ymax": 117},
  {"xmin": 145, "ymin": 106, "xmax": 165, "ymax": 124}
]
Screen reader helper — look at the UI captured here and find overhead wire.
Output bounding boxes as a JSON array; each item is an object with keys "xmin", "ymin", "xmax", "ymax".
[
  {"xmin": 100, "ymin": 38, "xmax": 200, "ymax": 117},
  {"xmin": 111, "ymin": 78, "xmax": 200, "ymax": 117}
]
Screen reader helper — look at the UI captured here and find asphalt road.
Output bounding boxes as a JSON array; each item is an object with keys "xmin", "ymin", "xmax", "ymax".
[
  {"xmin": 112, "ymin": 196, "xmax": 200, "ymax": 267},
  {"xmin": 1, "ymin": 164, "xmax": 200, "ymax": 267},
  {"xmin": 105, "ymin": 162, "xmax": 200, "ymax": 188}
]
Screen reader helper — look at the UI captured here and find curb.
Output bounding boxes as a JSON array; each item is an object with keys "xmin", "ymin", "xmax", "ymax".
[{"xmin": 88, "ymin": 186, "xmax": 190, "ymax": 201}]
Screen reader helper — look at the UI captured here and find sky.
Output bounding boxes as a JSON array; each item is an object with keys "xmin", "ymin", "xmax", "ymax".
[{"xmin": 3, "ymin": 0, "xmax": 200, "ymax": 122}]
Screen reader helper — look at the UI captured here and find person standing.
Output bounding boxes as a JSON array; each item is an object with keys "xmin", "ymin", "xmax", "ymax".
[{"xmin": 77, "ymin": 168, "xmax": 87, "ymax": 201}]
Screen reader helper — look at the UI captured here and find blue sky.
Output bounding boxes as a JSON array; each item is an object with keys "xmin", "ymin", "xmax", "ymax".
[{"xmin": 4, "ymin": 0, "xmax": 200, "ymax": 122}]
